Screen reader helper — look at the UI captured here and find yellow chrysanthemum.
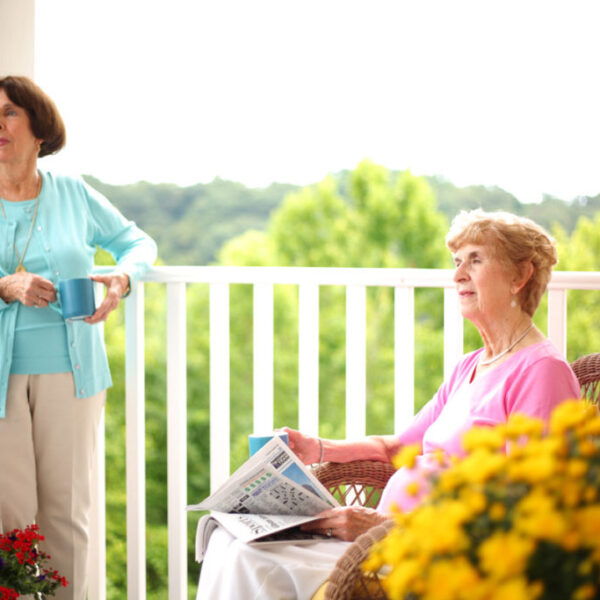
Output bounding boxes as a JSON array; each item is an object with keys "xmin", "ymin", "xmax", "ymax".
[
  {"xmin": 576, "ymin": 416, "xmax": 600, "ymax": 438},
  {"xmin": 369, "ymin": 399, "xmax": 600, "ymax": 600},
  {"xmin": 489, "ymin": 501, "xmax": 507, "ymax": 521},
  {"xmin": 504, "ymin": 413, "xmax": 544, "ymax": 439},
  {"xmin": 584, "ymin": 486, "xmax": 598, "ymax": 503},
  {"xmin": 479, "ymin": 531, "xmax": 535, "ymax": 580},
  {"xmin": 573, "ymin": 584, "xmax": 597, "ymax": 600},
  {"xmin": 421, "ymin": 557, "xmax": 480, "ymax": 600},
  {"xmin": 462, "ymin": 426, "xmax": 506, "ymax": 453},
  {"xmin": 561, "ymin": 480, "xmax": 583, "ymax": 508},
  {"xmin": 575, "ymin": 506, "xmax": 600, "ymax": 548},
  {"xmin": 392, "ymin": 443, "xmax": 421, "ymax": 469},
  {"xmin": 488, "ymin": 577, "xmax": 542, "ymax": 600},
  {"xmin": 514, "ymin": 495, "xmax": 567, "ymax": 543},
  {"xmin": 454, "ymin": 448, "xmax": 507, "ymax": 485},
  {"xmin": 459, "ymin": 488, "xmax": 487, "ymax": 515},
  {"xmin": 512, "ymin": 437, "xmax": 565, "ymax": 460},
  {"xmin": 405, "ymin": 481, "xmax": 420, "ymax": 496},
  {"xmin": 566, "ymin": 458, "xmax": 588, "ymax": 478},
  {"xmin": 561, "ymin": 530, "xmax": 581, "ymax": 552},
  {"xmin": 380, "ymin": 558, "xmax": 423, "ymax": 599},
  {"xmin": 578, "ymin": 438, "xmax": 599, "ymax": 457},
  {"xmin": 550, "ymin": 399, "xmax": 597, "ymax": 435},
  {"xmin": 507, "ymin": 452, "xmax": 557, "ymax": 483}
]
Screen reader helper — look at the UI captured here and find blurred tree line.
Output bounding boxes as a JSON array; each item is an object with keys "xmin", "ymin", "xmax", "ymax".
[
  {"xmin": 84, "ymin": 172, "xmax": 600, "ymax": 267},
  {"xmin": 91, "ymin": 162, "xmax": 600, "ymax": 599}
]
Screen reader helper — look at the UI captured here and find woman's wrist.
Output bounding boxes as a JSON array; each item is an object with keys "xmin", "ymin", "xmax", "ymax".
[
  {"xmin": 0, "ymin": 276, "xmax": 15, "ymax": 303},
  {"xmin": 117, "ymin": 271, "xmax": 131, "ymax": 298},
  {"xmin": 317, "ymin": 437, "xmax": 324, "ymax": 465}
]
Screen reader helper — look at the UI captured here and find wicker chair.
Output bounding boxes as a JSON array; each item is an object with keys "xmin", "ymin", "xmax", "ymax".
[
  {"xmin": 314, "ymin": 352, "xmax": 600, "ymax": 600},
  {"xmin": 570, "ymin": 352, "xmax": 600, "ymax": 404},
  {"xmin": 312, "ymin": 461, "xmax": 395, "ymax": 600}
]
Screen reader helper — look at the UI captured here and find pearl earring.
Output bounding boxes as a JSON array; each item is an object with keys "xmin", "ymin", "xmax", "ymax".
[{"xmin": 510, "ymin": 297, "xmax": 517, "ymax": 308}]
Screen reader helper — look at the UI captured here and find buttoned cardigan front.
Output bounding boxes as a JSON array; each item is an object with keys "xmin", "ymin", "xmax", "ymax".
[{"xmin": 0, "ymin": 171, "xmax": 157, "ymax": 418}]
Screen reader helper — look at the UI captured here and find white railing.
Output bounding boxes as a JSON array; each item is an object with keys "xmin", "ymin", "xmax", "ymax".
[{"xmin": 88, "ymin": 266, "xmax": 600, "ymax": 600}]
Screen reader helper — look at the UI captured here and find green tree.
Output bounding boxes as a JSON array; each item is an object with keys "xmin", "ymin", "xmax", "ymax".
[
  {"xmin": 554, "ymin": 215, "xmax": 600, "ymax": 362},
  {"xmin": 217, "ymin": 161, "xmax": 451, "ymax": 456}
]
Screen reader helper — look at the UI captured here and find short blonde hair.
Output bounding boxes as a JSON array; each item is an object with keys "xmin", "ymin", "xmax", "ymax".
[{"xmin": 446, "ymin": 210, "xmax": 557, "ymax": 316}]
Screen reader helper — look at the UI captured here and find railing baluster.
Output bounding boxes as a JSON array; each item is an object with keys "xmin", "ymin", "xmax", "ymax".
[
  {"xmin": 167, "ymin": 283, "xmax": 187, "ymax": 600},
  {"xmin": 253, "ymin": 283, "xmax": 274, "ymax": 432},
  {"xmin": 346, "ymin": 285, "xmax": 367, "ymax": 439},
  {"xmin": 210, "ymin": 283, "xmax": 230, "ymax": 491},
  {"xmin": 443, "ymin": 287, "xmax": 463, "ymax": 380},
  {"xmin": 298, "ymin": 283, "xmax": 320, "ymax": 435},
  {"xmin": 126, "ymin": 283, "xmax": 146, "ymax": 600},
  {"xmin": 548, "ymin": 289, "xmax": 567, "ymax": 356},
  {"xmin": 394, "ymin": 287, "xmax": 415, "ymax": 433}
]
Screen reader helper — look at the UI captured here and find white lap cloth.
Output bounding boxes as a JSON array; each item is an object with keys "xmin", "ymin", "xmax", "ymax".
[{"xmin": 197, "ymin": 526, "xmax": 351, "ymax": 600}]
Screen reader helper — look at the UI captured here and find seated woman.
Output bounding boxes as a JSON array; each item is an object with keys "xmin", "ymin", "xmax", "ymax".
[{"xmin": 197, "ymin": 209, "xmax": 581, "ymax": 600}]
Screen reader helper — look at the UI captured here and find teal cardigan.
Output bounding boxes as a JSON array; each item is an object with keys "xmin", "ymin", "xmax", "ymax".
[{"xmin": 0, "ymin": 171, "xmax": 157, "ymax": 418}]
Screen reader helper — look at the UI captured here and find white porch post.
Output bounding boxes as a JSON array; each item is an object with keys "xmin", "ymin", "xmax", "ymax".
[{"xmin": 0, "ymin": 0, "xmax": 36, "ymax": 77}]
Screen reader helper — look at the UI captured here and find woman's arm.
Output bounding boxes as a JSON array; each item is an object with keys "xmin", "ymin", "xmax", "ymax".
[{"xmin": 283, "ymin": 427, "xmax": 402, "ymax": 465}]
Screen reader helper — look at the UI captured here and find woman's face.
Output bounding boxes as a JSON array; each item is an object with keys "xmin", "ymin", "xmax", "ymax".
[
  {"xmin": 452, "ymin": 243, "xmax": 515, "ymax": 324},
  {"xmin": 0, "ymin": 89, "xmax": 40, "ymax": 167}
]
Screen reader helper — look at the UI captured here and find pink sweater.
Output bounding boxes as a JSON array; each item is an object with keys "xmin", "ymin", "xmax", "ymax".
[{"xmin": 378, "ymin": 340, "xmax": 580, "ymax": 514}]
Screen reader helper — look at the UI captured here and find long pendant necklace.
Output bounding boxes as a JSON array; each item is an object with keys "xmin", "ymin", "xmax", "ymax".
[
  {"xmin": 479, "ymin": 323, "xmax": 534, "ymax": 366},
  {"xmin": 0, "ymin": 174, "xmax": 42, "ymax": 273}
]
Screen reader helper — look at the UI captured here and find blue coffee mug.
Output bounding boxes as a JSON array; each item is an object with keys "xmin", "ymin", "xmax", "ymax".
[
  {"xmin": 249, "ymin": 432, "xmax": 289, "ymax": 456},
  {"xmin": 59, "ymin": 278, "xmax": 96, "ymax": 321}
]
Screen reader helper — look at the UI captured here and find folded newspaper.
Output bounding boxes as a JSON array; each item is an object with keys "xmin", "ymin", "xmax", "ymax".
[{"xmin": 187, "ymin": 436, "xmax": 341, "ymax": 560}]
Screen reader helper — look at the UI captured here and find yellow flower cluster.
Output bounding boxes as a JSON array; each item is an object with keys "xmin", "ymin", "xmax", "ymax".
[{"xmin": 363, "ymin": 400, "xmax": 600, "ymax": 600}]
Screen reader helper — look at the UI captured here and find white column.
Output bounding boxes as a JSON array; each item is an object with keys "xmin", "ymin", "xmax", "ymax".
[{"xmin": 0, "ymin": 0, "xmax": 35, "ymax": 77}]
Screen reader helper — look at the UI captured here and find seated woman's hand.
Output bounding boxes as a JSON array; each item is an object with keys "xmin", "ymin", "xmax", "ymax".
[
  {"xmin": 281, "ymin": 427, "xmax": 321, "ymax": 465},
  {"xmin": 299, "ymin": 506, "xmax": 388, "ymax": 542}
]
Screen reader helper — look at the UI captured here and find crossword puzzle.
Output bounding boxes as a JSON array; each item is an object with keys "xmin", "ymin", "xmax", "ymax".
[{"xmin": 267, "ymin": 482, "xmax": 309, "ymax": 511}]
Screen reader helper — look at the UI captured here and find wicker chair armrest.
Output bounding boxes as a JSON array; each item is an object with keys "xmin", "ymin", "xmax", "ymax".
[
  {"xmin": 571, "ymin": 353, "xmax": 600, "ymax": 404},
  {"xmin": 313, "ymin": 461, "xmax": 396, "ymax": 492},
  {"xmin": 323, "ymin": 519, "xmax": 395, "ymax": 600}
]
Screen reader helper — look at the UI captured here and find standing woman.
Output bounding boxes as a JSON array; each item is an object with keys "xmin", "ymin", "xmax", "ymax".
[{"xmin": 0, "ymin": 76, "xmax": 157, "ymax": 599}]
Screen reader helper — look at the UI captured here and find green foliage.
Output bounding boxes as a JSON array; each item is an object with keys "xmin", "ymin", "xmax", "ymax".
[
  {"xmin": 84, "ymin": 176, "xmax": 297, "ymax": 266},
  {"xmin": 85, "ymin": 174, "xmax": 600, "ymax": 269},
  {"xmin": 553, "ymin": 214, "xmax": 600, "ymax": 361}
]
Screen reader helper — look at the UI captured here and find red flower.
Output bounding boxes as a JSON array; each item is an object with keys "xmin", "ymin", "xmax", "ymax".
[
  {"xmin": 0, "ymin": 524, "xmax": 68, "ymax": 597},
  {"xmin": 0, "ymin": 587, "xmax": 19, "ymax": 600}
]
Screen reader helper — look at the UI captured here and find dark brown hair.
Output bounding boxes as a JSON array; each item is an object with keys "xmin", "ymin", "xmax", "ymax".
[{"xmin": 0, "ymin": 76, "xmax": 66, "ymax": 157}]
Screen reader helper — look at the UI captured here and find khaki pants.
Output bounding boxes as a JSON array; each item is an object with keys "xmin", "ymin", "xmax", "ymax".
[{"xmin": 0, "ymin": 373, "xmax": 105, "ymax": 600}]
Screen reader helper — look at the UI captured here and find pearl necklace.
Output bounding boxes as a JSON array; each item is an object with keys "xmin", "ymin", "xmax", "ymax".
[{"xmin": 479, "ymin": 323, "xmax": 534, "ymax": 366}]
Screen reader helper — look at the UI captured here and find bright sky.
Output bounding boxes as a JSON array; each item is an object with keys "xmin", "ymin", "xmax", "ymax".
[{"xmin": 34, "ymin": 0, "xmax": 600, "ymax": 203}]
